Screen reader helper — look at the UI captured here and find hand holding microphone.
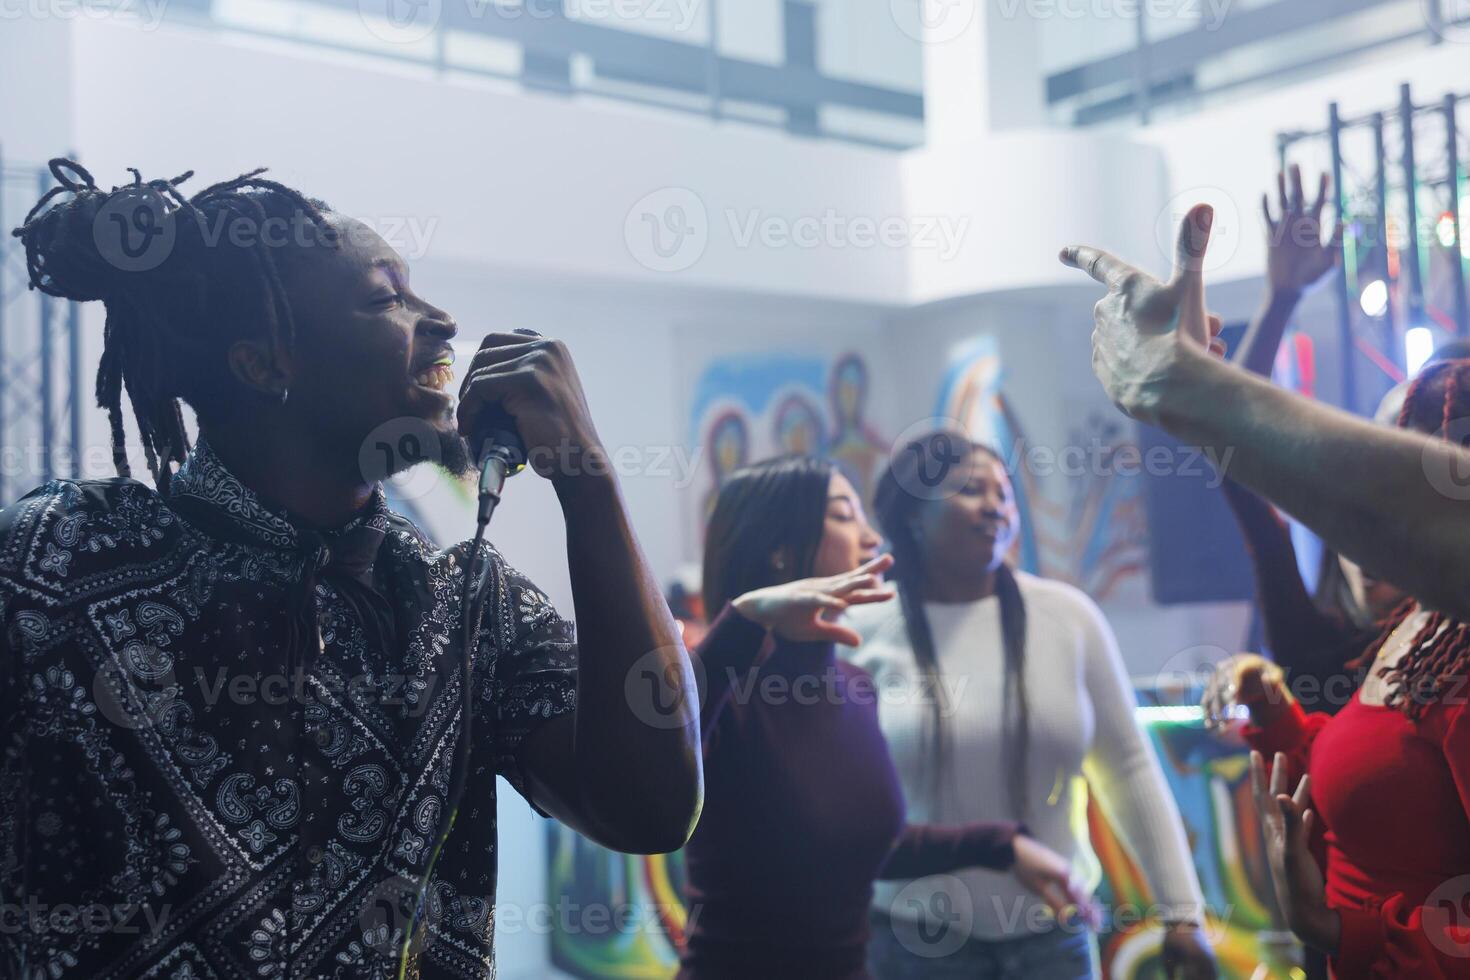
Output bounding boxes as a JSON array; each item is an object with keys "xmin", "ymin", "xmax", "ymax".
[{"xmin": 455, "ymin": 329, "xmax": 607, "ymax": 491}]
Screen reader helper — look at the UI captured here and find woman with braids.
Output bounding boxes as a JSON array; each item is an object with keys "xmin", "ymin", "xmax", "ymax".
[
  {"xmin": 844, "ymin": 430, "xmax": 1216, "ymax": 979},
  {"xmin": 0, "ymin": 160, "xmax": 701, "ymax": 979},
  {"xmin": 1208, "ymin": 359, "xmax": 1470, "ymax": 979},
  {"xmin": 679, "ymin": 455, "xmax": 1087, "ymax": 980}
]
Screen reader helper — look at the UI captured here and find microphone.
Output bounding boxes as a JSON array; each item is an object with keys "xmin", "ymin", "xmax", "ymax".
[
  {"xmin": 475, "ymin": 404, "xmax": 526, "ymax": 525},
  {"xmin": 472, "ymin": 327, "xmax": 539, "ymax": 526}
]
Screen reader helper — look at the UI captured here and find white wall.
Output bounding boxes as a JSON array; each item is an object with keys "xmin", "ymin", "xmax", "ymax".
[{"xmin": 0, "ymin": 14, "xmax": 74, "ymax": 161}]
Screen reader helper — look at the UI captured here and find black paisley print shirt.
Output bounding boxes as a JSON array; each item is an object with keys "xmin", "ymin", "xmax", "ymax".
[{"xmin": 0, "ymin": 439, "xmax": 579, "ymax": 980}]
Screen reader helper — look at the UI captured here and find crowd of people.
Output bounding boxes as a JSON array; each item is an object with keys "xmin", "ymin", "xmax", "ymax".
[{"xmin": 1, "ymin": 157, "xmax": 1466, "ymax": 980}]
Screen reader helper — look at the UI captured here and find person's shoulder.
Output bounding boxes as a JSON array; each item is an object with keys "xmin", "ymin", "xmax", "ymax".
[
  {"xmin": 379, "ymin": 507, "xmax": 439, "ymax": 557},
  {"xmin": 1013, "ymin": 572, "xmax": 1118, "ymax": 652},
  {"xmin": 1014, "ymin": 570, "xmax": 1104, "ymax": 618},
  {"xmin": 0, "ymin": 477, "xmax": 175, "ymax": 596},
  {"xmin": 2, "ymin": 475, "xmax": 156, "ymax": 516},
  {"xmin": 0, "ymin": 476, "xmax": 168, "ymax": 552}
]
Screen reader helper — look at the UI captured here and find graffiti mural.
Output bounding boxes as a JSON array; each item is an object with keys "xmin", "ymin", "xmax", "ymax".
[
  {"xmin": 827, "ymin": 353, "xmax": 888, "ymax": 502},
  {"xmin": 684, "ymin": 351, "xmax": 886, "ymax": 547}
]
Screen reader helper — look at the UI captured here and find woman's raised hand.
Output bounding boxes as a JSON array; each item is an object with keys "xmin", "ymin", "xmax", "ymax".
[{"xmin": 731, "ymin": 555, "xmax": 895, "ymax": 646}]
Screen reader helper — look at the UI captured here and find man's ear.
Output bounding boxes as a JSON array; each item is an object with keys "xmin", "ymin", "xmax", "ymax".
[{"xmin": 227, "ymin": 339, "xmax": 292, "ymax": 398}]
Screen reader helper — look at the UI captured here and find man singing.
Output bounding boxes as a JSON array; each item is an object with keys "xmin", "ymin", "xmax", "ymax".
[{"xmin": 1, "ymin": 160, "xmax": 701, "ymax": 979}]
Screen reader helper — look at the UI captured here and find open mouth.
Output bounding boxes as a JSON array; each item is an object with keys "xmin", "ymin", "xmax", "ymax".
[{"xmin": 413, "ymin": 352, "xmax": 456, "ymax": 394}]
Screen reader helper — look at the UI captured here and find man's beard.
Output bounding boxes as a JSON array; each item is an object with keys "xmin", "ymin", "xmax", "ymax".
[
  {"xmin": 436, "ymin": 428, "xmax": 474, "ymax": 479},
  {"xmin": 374, "ymin": 425, "xmax": 474, "ymax": 481}
]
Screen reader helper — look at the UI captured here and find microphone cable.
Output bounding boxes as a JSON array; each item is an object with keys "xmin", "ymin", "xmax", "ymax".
[{"xmin": 396, "ymin": 443, "xmax": 521, "ymax": 980}]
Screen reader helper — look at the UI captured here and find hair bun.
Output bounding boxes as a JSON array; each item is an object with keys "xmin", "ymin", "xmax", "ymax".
[{"xmin": 12, "ymin": 160, "xmax": 189, "ymax": 303}]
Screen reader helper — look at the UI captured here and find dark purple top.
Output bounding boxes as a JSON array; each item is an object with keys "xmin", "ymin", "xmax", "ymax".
[{"xmin": 678, "ymin": 607, "xmax": 1021, "ymax": 980}]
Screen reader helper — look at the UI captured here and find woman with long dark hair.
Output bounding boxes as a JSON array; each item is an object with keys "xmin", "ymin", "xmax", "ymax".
[
  {"xmin": 845, "ymin": 430, "xmax": 1216, "ymax": 979},
  {"xmin": 678, "ymin": 455, "xmax": 1089, "ymax": 980}
]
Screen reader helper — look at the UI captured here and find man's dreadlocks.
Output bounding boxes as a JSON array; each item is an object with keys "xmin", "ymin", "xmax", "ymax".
[{"xmin": 11, "ymin": 158, "xmax": 335, "ymax": 491}]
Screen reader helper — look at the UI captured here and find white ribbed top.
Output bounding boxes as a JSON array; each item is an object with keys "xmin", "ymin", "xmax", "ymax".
[{"xmin": 842, "ymin": 571, "xmax": 1206, "ymax": 939}]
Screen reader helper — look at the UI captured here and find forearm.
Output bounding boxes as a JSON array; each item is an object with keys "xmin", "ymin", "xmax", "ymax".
[
  {"xmin": 1234, "ymin": 288, "xmax": 1302, "ymax": 377},
  {"xmin": 1221, "ymin": 478, "xmax": 1351, "ymax": 676},
  {"xmin": 877, "ymin": 822, "xmax": 1021, "ymax": 880},
  {"xmin": 555, "ymin": 470, "xmax": 701, "ymax": 849},
  {"xmin": 1152, "ymin": 351, "xmax": 1470, "ymax": 620}
]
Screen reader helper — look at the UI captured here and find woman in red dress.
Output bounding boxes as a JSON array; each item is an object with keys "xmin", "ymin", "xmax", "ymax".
[{"xmin": 1208, "ymin": 360, "xmax": 1470, "ymax": 978}]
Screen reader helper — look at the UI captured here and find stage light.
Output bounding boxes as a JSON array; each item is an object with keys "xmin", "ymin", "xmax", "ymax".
[
  {"xmin": 1360, "ymin": 279, "xmax": 1389, "ymax": 318},
  {"xmin": 1440, "ymin": 212, "xmax": 1458, "ymax": 250},
  {"xmin": 1464, "ymin": 200, "xmax": 1470, "ymax": 260},
  {"xmin": 1406, "ymin": 325, "xmax": 1435, "ymax": 375}
]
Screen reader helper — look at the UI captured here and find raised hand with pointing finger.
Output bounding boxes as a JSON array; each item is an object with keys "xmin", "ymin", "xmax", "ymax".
[{"xmin": 1059, "ymin": 203, "xmax": 1219, "ymax": 426}]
